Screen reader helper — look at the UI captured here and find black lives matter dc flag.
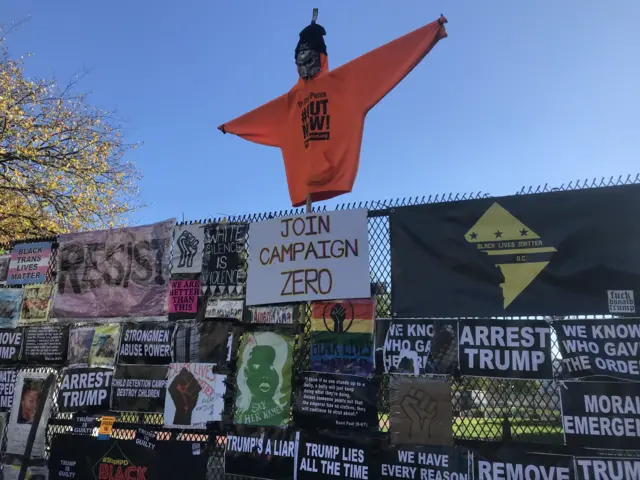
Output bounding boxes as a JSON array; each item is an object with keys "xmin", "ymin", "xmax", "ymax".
[
  {"xmin": 458, "ymin": 319, "xmax": 553, "ymax": 379},
  {"xmin": 58, "ymin": 367, "xmax": 113, "ymax": 413},
  {"xmin": 118, "ymin": 322, "xmax": 173, "ymax": 364},
  {"xmin": 561, "ymin": 381, "xmax": 640, "ymax": 450},
  {"xmin": 225, "ymin": 426, "xmax": 299, "ymax": 480},
  {"xmin": 391, "ymin": 185, "xmax": 640, "ymax": 317},
  {"xmin": 555, "ymin": 319, "xmax": 640, "ymax": 381}
]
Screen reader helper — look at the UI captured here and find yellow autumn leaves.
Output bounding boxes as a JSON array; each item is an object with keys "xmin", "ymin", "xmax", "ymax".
[{"xmin": 0, "ymin": 34, "xmax": 141, "ymax": 243}]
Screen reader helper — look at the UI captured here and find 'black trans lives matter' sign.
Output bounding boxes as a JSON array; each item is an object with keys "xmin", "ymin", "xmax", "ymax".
[
  {"xmin": 555, "ymin": 319, "xmax": 640, "ymax": 380},
  {"xmin": 458, "ymin": 319, "xmax": 552, "ymax": 379}
]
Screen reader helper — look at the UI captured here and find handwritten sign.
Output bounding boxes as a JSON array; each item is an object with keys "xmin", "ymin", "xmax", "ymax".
[
  {"xmin": 202, "ymin": 223, "xmax": 248, "ymax": 295},
  {"xmin": 246, "ymin": 210, "xmax": 370, "ymax": 305},
  {"xmin": 6, "ymin": 241, "xmax": 51, "ymax": 285},
  {"xmin": 168, "ymin": 279, "xmax": 200, "ymax": 313}
]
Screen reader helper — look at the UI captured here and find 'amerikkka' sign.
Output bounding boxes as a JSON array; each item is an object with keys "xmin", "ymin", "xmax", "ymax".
[{"xmin": 246, "ymin": 210, "xmax": 370, "ymax": 306}]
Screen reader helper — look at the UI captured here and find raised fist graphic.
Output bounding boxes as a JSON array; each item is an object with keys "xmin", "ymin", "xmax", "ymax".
[
  {"xmin": 169, "ymin": 367, "xmax": 202, "ymax": 425},
  {"xmin": 330, "ymin": 303, "xmax": 346, "ymax": 332},
  {"xmin": 177, "ymin": 230, "xmax": 200, "ymax": 268},
  {"xmin": 400, "ymin": 388, "xmax": 438, "ymax": 439}
]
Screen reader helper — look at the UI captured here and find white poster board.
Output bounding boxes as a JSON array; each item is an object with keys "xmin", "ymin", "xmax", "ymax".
[{"xmin": 246, "ymin": 209, "xmax": 370, "ymax": 306}]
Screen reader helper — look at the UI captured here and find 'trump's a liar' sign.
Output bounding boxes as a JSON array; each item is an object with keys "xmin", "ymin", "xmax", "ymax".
[{"xmin": 246, "ymin": 210, "xmax": 370, "ymax": 306}]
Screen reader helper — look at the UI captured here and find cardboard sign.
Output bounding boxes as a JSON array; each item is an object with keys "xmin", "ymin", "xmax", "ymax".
[
  {"xmin": 6, "ymin": 241, "xmax": 52, "ymax": 285},
  {"xmin": 246, "ymin": 210, "xmax": 370, "ymax": 305},
  {"xmin": 98, "ymin": 416, "xmax": 116, "ymax": 439}
]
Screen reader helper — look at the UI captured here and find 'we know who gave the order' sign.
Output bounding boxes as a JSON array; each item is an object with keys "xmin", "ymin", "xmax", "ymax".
[{"xmin": 246, "ymin": 210, "xmax": 370, "ymax": 306}]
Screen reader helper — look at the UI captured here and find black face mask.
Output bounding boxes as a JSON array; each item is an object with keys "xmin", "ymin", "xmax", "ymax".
[{"xmin": 295, "ymin": 43, "xmax": 321, "ymax": 79}]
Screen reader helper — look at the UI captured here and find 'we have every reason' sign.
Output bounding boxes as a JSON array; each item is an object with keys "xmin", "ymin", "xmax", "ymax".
[{"xmin": 246, "ymin": 210, "xmax": 370, "ymax": 306}]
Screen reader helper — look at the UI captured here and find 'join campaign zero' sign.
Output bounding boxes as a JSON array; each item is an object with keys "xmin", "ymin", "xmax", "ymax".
[{"xmin": 246, "ymin": 210, "xmax": 370, "ymax": 306}]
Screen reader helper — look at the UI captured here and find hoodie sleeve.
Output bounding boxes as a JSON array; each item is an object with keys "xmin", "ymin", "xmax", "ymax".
[
  {"xmin": 330, "ymin": 19, "xmax": 447, "ymax": 113},
  {"xmin": 217, "ymin": 94, "xmax": 287, "ymax": 147}
]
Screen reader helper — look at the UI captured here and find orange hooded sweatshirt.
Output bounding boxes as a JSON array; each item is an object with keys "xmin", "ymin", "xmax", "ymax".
[{"xmin": 218, "ymin": 17, "xmax": 447, "ymax": 207}]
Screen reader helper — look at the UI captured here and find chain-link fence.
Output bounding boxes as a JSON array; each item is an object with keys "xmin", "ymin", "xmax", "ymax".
[{"xmin": 0, "ymin": 173, "xmax": 638, "ymax": 478}]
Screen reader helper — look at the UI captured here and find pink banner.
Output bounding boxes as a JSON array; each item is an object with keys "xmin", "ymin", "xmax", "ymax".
[
  {"xmin": 51, "ymin": 219, "xmax": 174, "ymax": 320},
  {"xmin": 168, "ymin": 279, "xmax": 200, "ymax": 313}
]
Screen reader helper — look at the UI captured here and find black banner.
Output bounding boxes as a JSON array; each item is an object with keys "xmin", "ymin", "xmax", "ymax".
[
  {"xmin": 48, "ymin": 434, "xmax": 208, "ymax": 479},
  {"xmin": 474, "ymin": 449, "xmax": 573, "ymax": 480},
  {"xmin": 380, "ymin": 445, "xmax": 469, "ymax": 480},
  {"xmin": 575, "ymin": 456, "xmax": 640, "ymax": 480},
  {"xmin": 173, "ymin": 320, "xmax": 233, "ymax": 366},
  {"xmin": 561, "ymin": 381, "xmax": 640, "ymax": 450},
  {"xmin": 294, "ymin": 372, "xmax": 378, "ymax": 431},
  {"xmin": 0, "ymin": 329, "xmax": 22, "ymax": 364},
  {"xmin": 297, "ymin": 432, "xmax": 376, "ymax": 480},
  {"xmin": 111, "ymin": 365, "xmax": 168, "ymax": 413},
  {"xmin": 23, "ymin": 324, "xmax": 68, "ymax": 363},
  {"xmin": 202, "ymin": 222, "xmax": 248, "ymax": 295},
  {"xmin": 118, "ymin": 322, "xmax": 173, "ymax": 365},
  {"xmin": 0, "ymin": 369, "xmax": 16, "ymax": 409},
  {"xmin": 390, "ymin": 185, "xmax": 640, "ymax": 317},
  {"xmin": 555, "ymin": 319, "xmax": 640, "ymax": 380},
  {"xmin": 380, "ymin": 319, "xmax": 458, "ymax": 375},
  {"xmin": 458, "ymin": 319, "xmax": 552, "ymax": 379},
  {"xmin": 58, "ymin": 367, "xmax": 113, "ymax": 413},
  {"xmin": 225, "ymin": 426, "xmax": 299, "ymax": 479},
  {"xmin": 135, "ymin": 428, "xmax": 157, "ymax": 450}
]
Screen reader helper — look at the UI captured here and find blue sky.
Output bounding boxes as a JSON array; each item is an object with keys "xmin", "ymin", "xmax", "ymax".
[{"xmin": 2, "ymin": 1, "xmax": 639, "ymax": 224}]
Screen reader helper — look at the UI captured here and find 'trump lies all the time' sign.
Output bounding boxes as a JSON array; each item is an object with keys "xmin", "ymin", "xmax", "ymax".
[{"xmin": 246, "ymin": 210, "xmax": 370, "ymax": 306}]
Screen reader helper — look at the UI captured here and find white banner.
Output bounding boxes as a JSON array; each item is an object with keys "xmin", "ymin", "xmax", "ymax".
[{"xmin": 246, "ymin": 209, "xmax": 370, "ymax": 306}]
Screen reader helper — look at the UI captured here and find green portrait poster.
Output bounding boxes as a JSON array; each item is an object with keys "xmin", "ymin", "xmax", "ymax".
[{"xmin": 234, "ymin": 331, "xmax": 294, "ymax": 427}]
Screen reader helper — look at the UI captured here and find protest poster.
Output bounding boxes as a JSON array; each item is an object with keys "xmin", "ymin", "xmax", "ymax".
[
  {"xmin": 380, "ymin": 445, "xmax": 470, "ymax": 480},
  {"xmin": 390, "ymin": 185, "xmax": 640, "ymax": 318},
  {"xmin": 474, "ymin": 450, "xmax": 573, "ymax": 480},
  {"xmin": 164, "ymin": 363, "xmax": 226, "ymax": 428},
  {"xmin": 249, "ymin": 304, "xmax": 300, "ymax": 324},
  {"xmin": 389, "ymin": 376, "xmax": 453, "ymax": 446},
  {"xmin": 297, "ymin": 431, "xmax": 376, "ymax": 480},
  {"xmin": 0, "ymin": 255, "xmax": 11, "ymax": 285},
  {"xmin": 561, "ymin": 380, "xmax": 640, "ymax": 449},
  {"xmin": 0, "ymin": 329, "xmax": 23, "ymax": 364},
  {"xmin": 0, "ymin": 412, "xmax": 5, "ymax": 437},
  {"xmin": 574, "ymin": 456, "xmax": 640, "ymax": 480},
  {"xmin": 111, "ymin": 365, "xmax": 167, "ymax": 413},
  {"xmin": 168, "ymin": 279, "xmax": 200, "ymax": 314},
  {"xmin": 135, "ymin": 427, "xmax": 156, "ymax": 450},
  {"xmin": 555, "ymin": 319, "xmax": 640, "ymax": 380},
  {"xmin": 72, "ymin": 413, "xmax": 98, "ymax": 435},
  {"xmin": 18, "ymin": 284, "xmax": 53, "ymax": 325},
  {"xmin": 88, "ymin": 324, "xmax": 120, "ymax": 367},
  {"xmin": 6, "ymin": 241, "xmax": 52, "ymax": 286},
  {"xmin": 235, "ymin": 332, "xmax": 294, "ymax": 427},
  {"xmin": 293, "ymin": 372, "xmax": 378, "ymax": 431},
  {"xmin": 6, "ymin": 371, "xmax": 53, "ymax": 458},
  {"xmin": 57, "ymin": 367, "xmax": 113, "ymax": 413},
  {"xmin": 118, "ymin": 322, "xmax": 173, "ymax": 365},
  {"xmin": 246, "ymin": 210, "xmax": 370, "ymax": 306},
  {"xmin": 205, "ymin": 297, "xmax": 244, "ymax": 320},
  {"xmin": 173, "ymin": 320, "xmax": 233, "ymax": 365},
  {"xmin": 48, "ymin": 434, "xmax": 208, "ymax": 479},
  {"xmin": 381, "ymin": 319, "xmax": 458, "ymax": 375},
  {"xmin": 0, "ymin": 289, "xmax": 23, "ymax": 328},
  {"xmin": 458, "ymin": 319, "xmax": 553, "ymax": 379},
  {"xmin": 23, "ymin": 325, "xmax": 68, "ymax": 364},
  {"xmin": 0, "ymin": 370, "xmax": 16, "ymax": 409},
  {"xmin": 172, "ymin": 223, "xmax": 206, "ymax": 277},
  {"xmin": 310, "ymin": 299, "xmax": 375, "ymax": 377},
  {"xmin": 225, "ymin": 426, "xmax": 299, "ymax": 479},
  {"xmin": 202, "ymin": 222, "xmax": 248, "ymax": 296},
  {"xmin": 67, "ymin": 326, "xmax": 95, "ymax": 365},
  {"xmin": 51, "ymin": 219, "xmax": 174, "ymax": 320}
]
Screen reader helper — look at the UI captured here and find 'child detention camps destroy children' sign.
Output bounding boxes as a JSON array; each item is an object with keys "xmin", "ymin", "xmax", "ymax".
[{"xmin": 246, "ymin": 210, "xmax": 370, "ymax": 306}]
